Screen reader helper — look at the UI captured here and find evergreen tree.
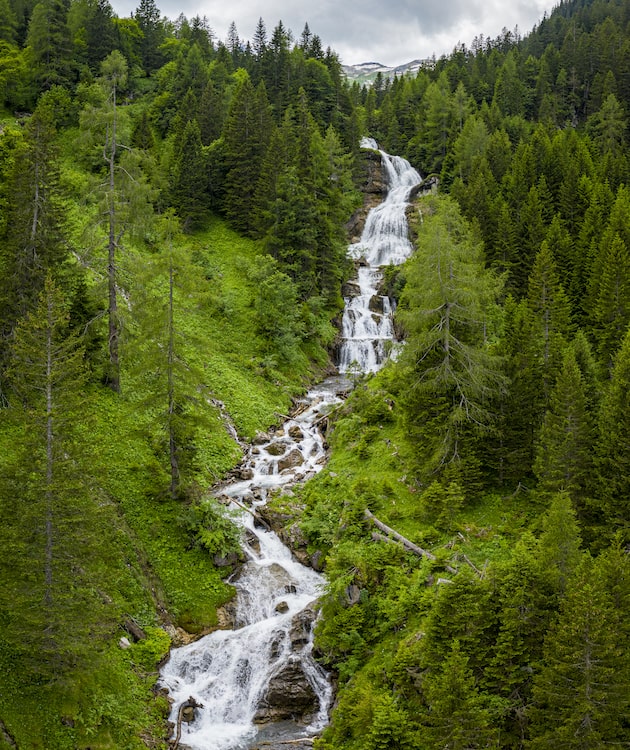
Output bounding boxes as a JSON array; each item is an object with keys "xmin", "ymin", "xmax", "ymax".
[
  {"xmin": 133, "ymin": 0, "xmax": 164, "ymax": 73},
  {"xmin": 528, "ymin": 554, "xmax": 629, "ymax": 749},
  {"xmin": 0, "ymin": 277, "xmax": 115, "ymax": 676},
  {"xmin": 396, "ymin": 196, "xmax": 506, "ymax": 482},
  {"xmin": 26, "ymin": 0, "xmax": 73, "ymax": 91},
  {"xmin": 593, "ymin": 233, "xmax": 630, "ymax": 370},
  {"xmin": 533, "ymin": 347, "xmax": 594, "ymax": 507},
  {"xmin": 221, "ymin": 73, "xmax": 272, "ymax": 234},
  {"xmin": 0, "ymin": 102, "xmax": 69, "ymax": 384},
  {"xmin": 596, "ymin": 326, "xmax": 630, "ymax": 539},
  {"xmin": 170, "ymin": 117, "xmax": 207, "ymax": 231},
  {"xmin": 421, "ymin": 640, "xmax": 499, "ymax": 749}
]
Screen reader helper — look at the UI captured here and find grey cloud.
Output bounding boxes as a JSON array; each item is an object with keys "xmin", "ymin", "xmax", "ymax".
[{"xmin": 112, "ymin": 0, "xmax": 553, "ymax": 66}]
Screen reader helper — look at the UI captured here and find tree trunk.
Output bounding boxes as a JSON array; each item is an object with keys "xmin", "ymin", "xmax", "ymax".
[
  {"xmin": 107, "ymin": 83, "xmax": 120, "ymax": 393},
  {"xmin": 365, "ymin": 509, "xmax": 457, "ymax": 574}
]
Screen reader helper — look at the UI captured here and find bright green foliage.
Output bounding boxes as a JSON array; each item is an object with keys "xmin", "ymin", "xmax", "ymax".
[
  {"xmin": 538, "ymin": 492, "xmax": 582, "ymax": 594},
  {"xmin": 396, "ymin": 195, "xmax": 506, "ymax": 483},
  {"xmin": 421, "ymin": 640, "xmax": 500, "ymax": 749},
  {"xmin": 0, "ymin": 0, "xmax": 17, "ymax": 43},
  {"xmin": 360, "ymin": 692, "xmax": 416, "ymax": 750}
]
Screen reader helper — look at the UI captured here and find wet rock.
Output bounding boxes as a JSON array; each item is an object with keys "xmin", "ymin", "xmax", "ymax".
[
  {"xmin": 213, "ymin": 550, "xmax": 242, "ymax": 567},
  {"xmin": 369, "ymin": 295, "xmax": 386, "ymax": 314},
  {"xmin": 279, "ymin": 521, "xmax": 308, "ymax": 553},
  {"xmin": 342, "ymin": 280, "xmax": 361, "ymax": 298},
  {"xmin": 345, "ymin": 583, "xmax": 361, "ymax": 606},
  {"xmin": 311, "ymin": 550, "xmax": 324, "ymax": 572},
  {"xmin": 267, "ymin": 440, "xmax": 288, "ymax": 456},
  {"xmin": 254, "ymin": 659, "xmax": 319, "ymax": 724},
  {"xmin": 288, "ymin": 425, "xmax": 304, "ymax": 440},
  {"xmin": 217, "ymin": 493, "xmax": 232, "ymax": 505},
  {"xmin": 244, "ymin": 529, "xmax": 261, "ymax": 555},
  {"xmin": 275, "ymin": 601, "xmax": 289, "ymax": 613},
  {"xmin": 289, "ymin": 607, "xmax": 316, "ymax": 651},
  {"xmin": 278, "ymin": 449, "xmax": 304, "ymax": 472},
  {"xmin": 253, "ymin": 431, "xmax": 272, "ymax": 445},
  {"xmin": 285, "ymin": 584, "xmax": 297, "ymax": 594},
  {"xmin": 238, "ymin": 467, "xmax": 255, "ymax": 480},
  {"xmin": 269, "ymin": 632, "xmax": 285, "ymax": 659}
]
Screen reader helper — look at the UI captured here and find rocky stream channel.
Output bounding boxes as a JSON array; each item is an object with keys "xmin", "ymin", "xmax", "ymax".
[{"xmin": 158, "ymin": 140, "xmax": 423, "ymax": 750}]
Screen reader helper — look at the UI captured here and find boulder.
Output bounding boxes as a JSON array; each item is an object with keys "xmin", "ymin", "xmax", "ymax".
[
  {"xmin": 288, "ymin": 425, "xmax": 304, "ymax": 441},
  {"xmin": 267, "ymin": 440, "xmax": 288, "ymax": 456},
  {"xmin": 254, "ymin": 659, "xmax": 319, "ymax": 724},
  {"xmin": 275, "ymin": 601, "xmax": 289, "ymax": 614},
  {"xmin": 253, "ymin": 431, "xmax": 272, "ymax": 445},
  {"xmin": 278, "ymin": 449, "xmax": 304, "ymax": 472},
  {"xmin": 289, "ymin": 607, "xmax": 316, "ymax": 651},
  {"xmin": 310, "ymin": 550, "xmax": 324, "ymax": 572}
]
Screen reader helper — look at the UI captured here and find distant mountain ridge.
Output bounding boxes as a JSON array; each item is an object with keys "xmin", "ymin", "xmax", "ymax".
[{"xmin": 342, "ymin": 59, "xmax": 433, "ymax": 84}]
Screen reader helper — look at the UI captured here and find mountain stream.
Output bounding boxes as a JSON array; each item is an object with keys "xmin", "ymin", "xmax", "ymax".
[{"xmin": 158, "ymin": 140, "xmax": 422, "ymax": 750}]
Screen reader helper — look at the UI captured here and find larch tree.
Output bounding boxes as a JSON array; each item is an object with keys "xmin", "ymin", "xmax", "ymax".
[
  {"xmin": 396, "ymin": 195, "xmax": 506, "ymax": 483},
  {"xmin": 0, "ymin": 276, "xmax": 115, "ymax": 676}
]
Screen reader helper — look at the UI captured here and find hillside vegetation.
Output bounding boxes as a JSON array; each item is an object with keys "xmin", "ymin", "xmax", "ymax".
[{"xmin": 0, "ymin": 0, "xmax": 630, "ymax": 747}]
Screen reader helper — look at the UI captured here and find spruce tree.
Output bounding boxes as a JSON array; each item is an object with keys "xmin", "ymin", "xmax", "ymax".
[
  {"xmin": 170, "ymin": 117, "xmax": 207, "ymax": 231},
  {"xmin": 533, "ymin": 347, "xmax": 594, "ymax": 507},
  {"xmin": 596, "ymin": 326, "xmax": 630, "ymax": 539},
  {"xmin": 528, "ymin": 554, "xmax": 629, "ymax": 749}
]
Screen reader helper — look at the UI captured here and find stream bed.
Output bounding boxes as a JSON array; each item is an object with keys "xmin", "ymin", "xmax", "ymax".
[{"xmin": 158, "ymin": 141, "xmax": 421, "ymax": 750}]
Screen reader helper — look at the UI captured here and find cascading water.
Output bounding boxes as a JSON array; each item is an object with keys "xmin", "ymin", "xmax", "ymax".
[
  {"xmin": 159, "ymin": 380, "xmax": 345, "ymax": 750},
  {"xmin": 339, "ymin": 138, "xmax": 422, "ymax": 374},
  {"xmin": 159, "ymin": 139, "xmax": 422, "ymax": 750}
]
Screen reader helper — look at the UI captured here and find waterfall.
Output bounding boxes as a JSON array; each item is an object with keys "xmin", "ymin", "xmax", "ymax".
[
  {"xmin": 159, "ymin": 380, "xmax": 346, "ymax": 750},
  {"xmin": 339, "ymin": 138, "xmax": 422, "ymax": 375},
  {"xmin": 159, "ymin": 139, "xmax": 421, "ymax": 750}
]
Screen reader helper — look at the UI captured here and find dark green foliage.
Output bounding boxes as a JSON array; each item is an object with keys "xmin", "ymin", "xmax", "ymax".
[{"xmin": 170, "ymin": 118, "xmax": 208, "ymax": 230}]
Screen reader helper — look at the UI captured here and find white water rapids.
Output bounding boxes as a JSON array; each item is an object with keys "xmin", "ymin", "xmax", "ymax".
[{"xmin": 159, "ymin": 140, "xmax": 421, "ymax": 750}]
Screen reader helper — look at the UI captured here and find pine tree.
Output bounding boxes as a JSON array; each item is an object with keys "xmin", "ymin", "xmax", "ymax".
[
  {"xmin": 0, "ymin": 102, "xmax": 70, "ymax": 384},
  {"xmin": 221, "ymin": 73, "xmax": 272, "ymax": 234},
  {"xmin": 26, "ymin": 0, "xmax": 73, "ymax": 91},
  {"xmin": 397, "ymin": 196, "xmax": 506, "ymax": 482},
  {"xmin": 593, "ymin": 233, "xmax": 630, "ymax": 370}
]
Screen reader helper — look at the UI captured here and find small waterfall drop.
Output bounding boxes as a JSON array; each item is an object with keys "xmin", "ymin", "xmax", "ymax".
[{"xmin": 339, "ymin": 138, "xmax": 422, "ymax": 374}]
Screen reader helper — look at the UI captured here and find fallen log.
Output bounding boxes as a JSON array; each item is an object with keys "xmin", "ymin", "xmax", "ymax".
[{"xmin": 365, "ymin": 509, "xmax": 457, "ymax": 575}]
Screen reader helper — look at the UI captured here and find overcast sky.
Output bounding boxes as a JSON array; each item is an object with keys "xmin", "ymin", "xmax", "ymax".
[{"xmin": 111, "ymin": 0, "xmax": 555, "ymax": 68}]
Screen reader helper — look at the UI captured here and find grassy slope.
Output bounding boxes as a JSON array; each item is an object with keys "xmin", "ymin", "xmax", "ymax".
[{"xmin": 0, "ymin": 198, "xmax": 324, "ymax": 747}]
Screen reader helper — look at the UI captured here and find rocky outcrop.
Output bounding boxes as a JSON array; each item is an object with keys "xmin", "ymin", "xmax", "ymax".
[
  {"xmin": 345, "ymin": 149, "xmax": 386, "ymax": 243},
  {"xmin": 254, "ymin": 658, "xmax": 319, "ymax": 724}
]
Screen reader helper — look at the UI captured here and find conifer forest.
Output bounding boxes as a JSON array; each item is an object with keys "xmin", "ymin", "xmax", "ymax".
[{"xmin": 0, "ymin": 0, "xmax": 629, "ymax": 747}]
